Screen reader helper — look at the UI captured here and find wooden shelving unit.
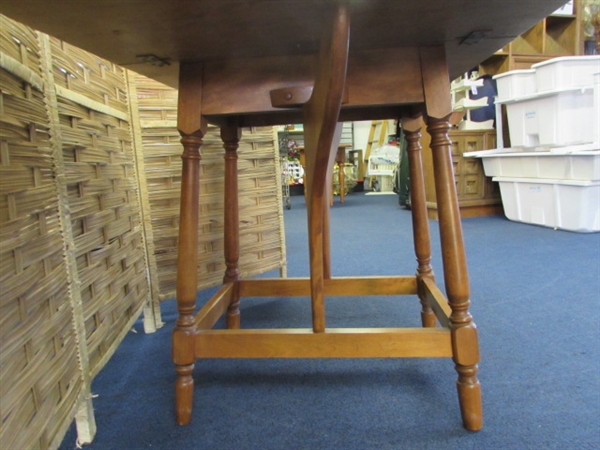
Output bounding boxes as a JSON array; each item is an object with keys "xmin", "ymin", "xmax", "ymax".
[
  {"xmin": 420, "ymin": 129, "xmax": 502, "ymax": 220},
  {"xmin": 480, "ymin": 1, "xmax": 582, "ymax": 75}
]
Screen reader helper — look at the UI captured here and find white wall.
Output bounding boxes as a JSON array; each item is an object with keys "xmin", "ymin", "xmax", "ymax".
[{"xmin": 352, "ymin": 120, "xmax": 372, "ymax": 152}]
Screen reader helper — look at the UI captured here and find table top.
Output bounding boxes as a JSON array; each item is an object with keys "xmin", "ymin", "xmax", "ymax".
[{"xmin": 0, "ymin": 0, "xmax": 569, "ymax": 88}]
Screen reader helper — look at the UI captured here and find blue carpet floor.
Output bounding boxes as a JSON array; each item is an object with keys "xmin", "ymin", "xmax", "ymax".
[{"xmin": 59, "ymin": 192, "xmax": 600, "ymax": 449}]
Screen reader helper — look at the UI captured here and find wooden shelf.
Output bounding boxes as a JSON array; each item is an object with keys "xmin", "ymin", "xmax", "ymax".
[{"xmin": 545, "ymin": 15, "xmax": 579, "ymax": 55}]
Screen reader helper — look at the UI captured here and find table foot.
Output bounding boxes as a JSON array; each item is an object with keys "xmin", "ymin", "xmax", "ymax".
[
  {"xmin": 456, "ymin": 363, "xmax": 483, "ymax": 431},
  {"xmin": 174, "ymin": 362, "xmax": 195, "ymax": 425}
]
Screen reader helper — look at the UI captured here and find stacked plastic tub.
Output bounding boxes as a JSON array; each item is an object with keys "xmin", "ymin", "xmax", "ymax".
[{"xmin": 466, "ymin": 56, "xmax": 600, "ymax": 233}]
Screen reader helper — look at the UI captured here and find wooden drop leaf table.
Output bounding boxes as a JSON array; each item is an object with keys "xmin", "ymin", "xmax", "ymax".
[
  {"xmin": 174, "ymin": 5, "xmax": 484, "ymax": 431},
  {"xmin": 0, "ymin": 0, "xmax": 569, "ymax": 433}
]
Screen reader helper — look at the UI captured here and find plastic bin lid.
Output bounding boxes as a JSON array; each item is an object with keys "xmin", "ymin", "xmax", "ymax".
[
  {"xmin": 465, "ymin": 147, "xmax": 600, "ymax": 158},
  {"xmin": 531, "ymin": 55, "xmax": 600, "ymax": 69},
  {"xmin": 495, "ymin": 85, "xmax": 594, "ymax": 104},
  {"xmin": 492, "ymin": 176, "xmax": 600, "ymax": 186},
  {"xmin": 492, "ymin": 69, "xmax": 535, "ymax": 80}
]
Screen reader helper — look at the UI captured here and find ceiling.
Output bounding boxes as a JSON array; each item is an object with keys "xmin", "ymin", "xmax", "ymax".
[{"xmin": 0, "ymin": 0, "xmax": 570, "ymax": 87}]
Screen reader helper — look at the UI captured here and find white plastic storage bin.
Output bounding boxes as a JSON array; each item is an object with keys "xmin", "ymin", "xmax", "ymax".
[
  {"xmin": 594, "ymin": 73, "xmax": 600, "ymax": 146},
  {"xmin": 532, "ymin": 56, "xmax": 600, "ymax": 92},
  {"xmin": 367, "ymin": 160, "xmax": 396, "ymax": 176},
  {"xmin": 502, "ymin": 87, "xmax": 596, "ymax": 148},
  {"xmin": 493, "ymin": 69, "xmax": 536, "ymax": 102},
  {"xmin": 465, "ymin": 149, "xmax": 600, "ymax": 180},
  {"xmin": 367, "ymin": 144, "xmax": 400, "ymax": 176},
  {"xmin": 494, "ymin": 176, "xmax": 600, "ymax": 233},
  {"xmin": 373, "ymin": 175, "xmax": 395, "ymax": 192}
]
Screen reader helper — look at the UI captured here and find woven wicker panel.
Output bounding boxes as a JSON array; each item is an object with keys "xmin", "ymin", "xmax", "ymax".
[
  {"xmin": 49, "ymin": 41, "xmax": 149, "ymax": 375},
  {"xmin": 235, "ymin": 132, "xmax": 286, "ymax": 271},
  {"xmin": 49, "ymin": 37, "xmax": 129, "ymax": 114},
  {"xmin": 132, "ymin": 73, "xmax": 286, "ymax": 300},
  {"xmin": 0, "ymin": 15, "xmax": 43, "ymax": 76},
  {"xmin": 0, "ymin": 25, "xmax": 82, "ymax": 450}
]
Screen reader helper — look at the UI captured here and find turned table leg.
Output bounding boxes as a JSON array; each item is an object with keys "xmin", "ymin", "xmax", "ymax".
[
  {"xmin": 427, "ymin": 115, "xmax": 482, "ymax": 431},
  {"xmin": 221, "ymin": 122, "xmax": 241, "ymax": 329},
  {"xmin": 401, "ymin": 116, "xmax": 436, "ymax": 328},
  {"xmin": 419, "ymin": 45, "xmax": 482, "ymax": 430},
  {"xmin": 173, "ymin": 61, "xmax": 207, "ymax": 425},
  {"xmin": 173, "ymin": 133, "xmax": 203, "ymax": 426}
]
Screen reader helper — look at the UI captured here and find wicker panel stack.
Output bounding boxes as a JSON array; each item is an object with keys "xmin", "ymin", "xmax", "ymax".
[
  {"xmin": 0, "ymin": 15, "xmax": 151, "ymax": 449},
  {"xmin": 48, "ymin": 37, "xmax": 150, "ymax": 377},
  {"xmin": 129, "ymin": 73, "xmax": 287, "ymax": 301},
  {"xmin": 0, "ymin": 20, "xmax": 83, "ymax": 450},
  {"xmin": 0, "ymin": 14, "xmax": 286, "ymax": 449}
]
